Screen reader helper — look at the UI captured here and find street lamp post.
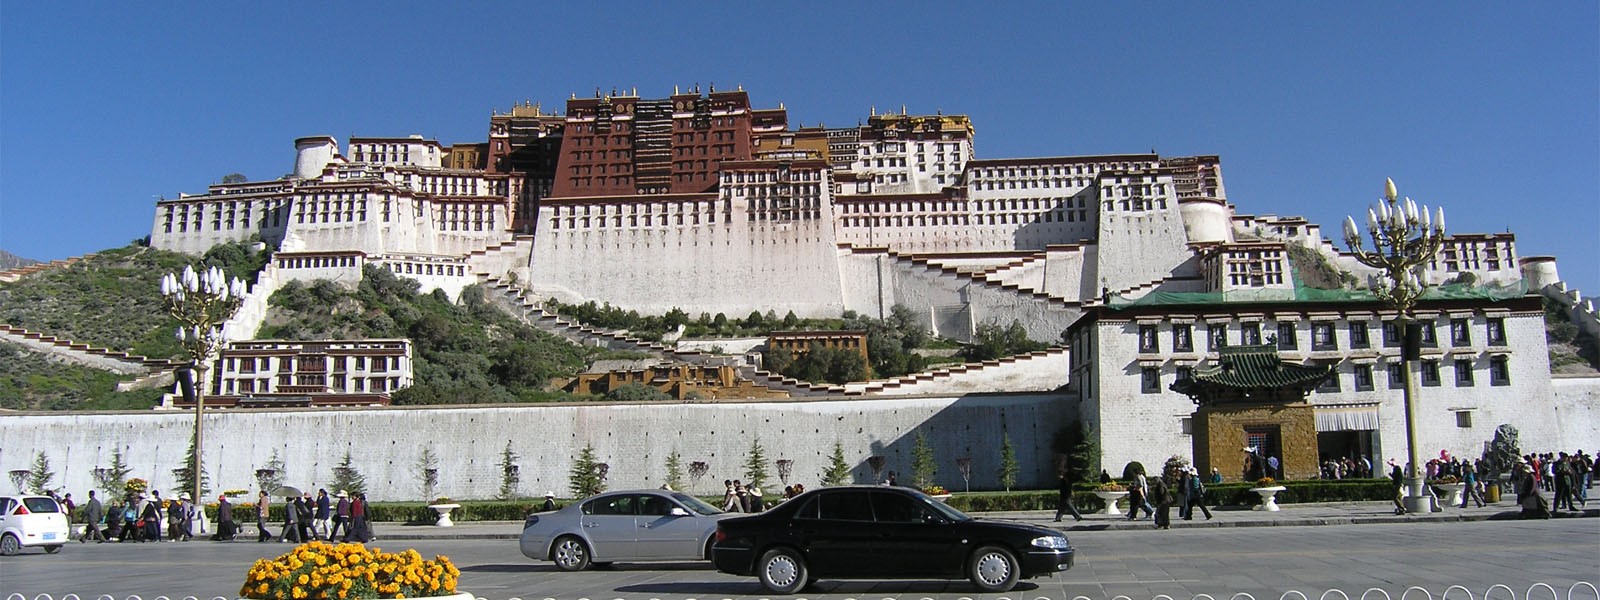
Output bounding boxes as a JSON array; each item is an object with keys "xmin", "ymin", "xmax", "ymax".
[
  {"xmin": 1342, "ymin": 178, "xmax": 1445, "ymax": 514},
  {"xmin": 161, "ymin": 264, "xmax": 245, "ymax": 530}
]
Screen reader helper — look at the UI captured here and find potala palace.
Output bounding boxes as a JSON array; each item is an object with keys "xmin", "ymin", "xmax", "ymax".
[{"xmin": 4, "ymin": 86, "xmax": 1593, "ymax": 500}]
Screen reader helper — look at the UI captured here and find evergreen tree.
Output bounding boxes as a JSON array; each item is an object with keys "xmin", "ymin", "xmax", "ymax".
[
  {"xmin": 664, "ymin": 450, "xmax": 685, "ymax": 491},
  {"xmin": 910, "ymin": 432, "xmax": 938, "ymax": 491},
  {"xmin": 498, "ymin": 441, "xmax": 521, "ymax": 500},
  {"xmin": 257, "ymin": 450, "xmax": 286, "ymax": 493},
  {"xmin": 821, "ymin": 442, "xmax": 852, "ymax": 487},
  {"xmin": 997, "ymin": 433, "xmax": 1019, "ymax": 492},
  {"xmin": 171, "ymin": 430, "xmax": 210, "ymax": 498},
  {"xmin": 27, "ymin": 451, "xmax": 55, "ymax": 495},
  {"xmin": 417, "ymin": 446, "xmax": 440, "ymax": 500},
  {"xmin": 330, "ymin": 450, "xmax": 367, "ymax": 496},
  {"xmin": 96, "ymin": 448, "xmax": 133, "ymax": 499},
  {"xmin": 742, "ymin": 437, "xmax": 770, "ymax": 489},
  {"xmin": 568, "ymin": 443, "xmax": 605, "ymax": 497}
]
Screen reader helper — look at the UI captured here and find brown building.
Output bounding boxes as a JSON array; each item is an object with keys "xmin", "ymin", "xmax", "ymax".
[
  {"xmin": 563, "ymin": 362, "xmax": 786, "ymax": 400},
  {"xmin": 549, "ymin": 86, "xmax": 785, "ymax": 198},
  {"xmin": 767, "ymin": 330, "xmax": 871, "ymax": 364}
]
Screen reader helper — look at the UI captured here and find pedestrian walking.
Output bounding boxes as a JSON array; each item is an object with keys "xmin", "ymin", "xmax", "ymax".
[
  {"xmin": 1054, "ymin": 473, "xmax": 1084, "ymax": 522},
  {"xmin": 329, "ymin": 491, "xmax": 351, "ymax": 540},
  {"xmin": 279, "ymin": 494, "xmax": 301, "ymax": 542},
  {"xmin": 79, "ymin": 490, "xmax": 106, "ymax": 543},
  {"xmin": 314, "ymin": 489, "xmax": 332, "ymax": 539},
  {"xmin": 1181, "ymin": 468, "xmax": 1213, "ymax": 520},
  {"xmin": 256, "ymin": 491, "xmax": 273, "ymax": 542},
  {"xmin": 1461, "ymin": 468, "xmax": 1486, "ymax": 508},
  {"xmin": 1150, "ymin": 471, "xmax": 1174, "ymax": 529},
  {"xmin": 1127, "ymin": 465, "xmax": 1154, "ymax": 521},
  {"xmin": 214, "ymin": 495, "xmax": 236, "ymax": 540}
]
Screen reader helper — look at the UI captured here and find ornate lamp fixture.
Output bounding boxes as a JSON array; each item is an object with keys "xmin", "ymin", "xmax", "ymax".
[{"xmin": 161, "ymin": 264, "xmax": 246, "ymax": 520}]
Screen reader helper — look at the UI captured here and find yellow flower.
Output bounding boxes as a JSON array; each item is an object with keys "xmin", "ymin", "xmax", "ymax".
[{"xmin": 257, "ymin": 583, "xmax": 269, "ymax": 594}]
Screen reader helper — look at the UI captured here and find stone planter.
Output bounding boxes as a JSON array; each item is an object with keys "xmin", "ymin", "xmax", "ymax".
[
  {"xmin": 1093, "ymin": 490, "xmax": 1129, "ymax": 516},
  {"xmin": 241, "ymin": 592, "xmax": 472, "ymax": 600},
  {"xmin": 428, "ymin": 504, "xmax": 461, "ymax": 527},
  {"xmin": 1433, "ymin": 482, "xmax": 1466, "ymax": 506},
  {"xmin": 929, "ymin": 494, "xmax": 952, "ymax": 503},
  {"xmin": 1248, "ymin": 486, "xmax": 1286, "ymax": 511}
]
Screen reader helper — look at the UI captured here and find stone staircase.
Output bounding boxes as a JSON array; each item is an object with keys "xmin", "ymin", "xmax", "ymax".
[
  {"xmin": 869, "ymin": 247, "xmax": 1077, "ymax": 308},
  {"xmin": 0, "ymin": 323, "xmax": 182, "ymax": 383}
]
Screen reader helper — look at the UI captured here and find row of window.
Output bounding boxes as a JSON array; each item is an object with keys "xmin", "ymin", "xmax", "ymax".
[
  {"xmin": 1136, "ymin": 317, "xmax": 1509, "ymax": 354},
  {"xmin": 383, "ymin": 261, "xmax": 467, "ymax": 277},
  {"xmin": 969, "ymin": 162, "xmax": 1151, "ymax": 179},
  {"xmin": 222, "ymin": 375, "xmax": 400, "ymax": 395},
  {"xmin": 228, "ymin": 354, "xmax": 400, "ymax": 373},
  {"xmin": 1139, "ymin": 356, "xmax": 1512, "ymax": 393}
]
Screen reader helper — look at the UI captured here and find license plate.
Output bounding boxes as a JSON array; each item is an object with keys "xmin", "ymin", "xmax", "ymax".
[{"xmin": 43, "ymin": 533, "xmax": 57, "ymax": 540}]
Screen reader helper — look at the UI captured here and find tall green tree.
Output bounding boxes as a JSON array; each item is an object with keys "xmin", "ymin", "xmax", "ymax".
[
  {"xmin": 997, "ymin": 433, "xmax": 1019, "ymax": 492},
  {"xmin": 821, "ymin": 442, "xmax": 852, "ymax": 487},
  {"xmin": 664, "ymin": 450, "xmax": 685, "ymax": 491},
  {"xmin": 417, "ymin": 445, "xmax": 440, "ymax": 500},
  {"xmin": 331, "ymin": 450, "xmax": 367, "ymax": 496},
  {"xmin": 27, "ymin": 451, "xmax": 55, "ymax": 494},
  {"xmin": 568, "ymin": 443, "xmax": 606, "ymax": 497},
  {"xmin": 171, "ymin": 430, "xmax": 210, "ymax": 498},
  {"xmin": 910, "ymin": 432, "xmax": 938, "ymax": 491},
  {"xmin": 498, "ymin": 441, "xmax": 521, "ymax": 500},
  {"xmin": 96, "ymin": 449, "xmax": 133, "ymax": 499},
  {"xmin": 742, "ymin": 437, "xmax": 770, "ymax": 489}
]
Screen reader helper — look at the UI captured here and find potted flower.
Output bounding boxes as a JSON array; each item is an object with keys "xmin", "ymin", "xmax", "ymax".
[
  {"xmin": 1430, "ymin": 475, "xmax": 1466, "ymax": 505},
  {"xmin": 1248, "ymin": 477, "xmax": 1286, "ymax": 512},
  {"xmin": 922, "ymin": 485, "xmax": 952, "ymax": 502},
  {"xmin": 427, "ymin": 497, "xmax": 461, "ymax": 527},
  {"xmin": 1092, "ymin": 483, "xmax": 1129, "ymax": 516},
  {"xmin": 240, "ymin": 541, "xmax": 465, "ymax": 600}
]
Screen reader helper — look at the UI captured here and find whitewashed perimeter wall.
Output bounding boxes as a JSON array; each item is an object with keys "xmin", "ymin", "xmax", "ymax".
[
  {"xmin": 1551, "ymin": 377, "xmax": 1600, "ymax": 452},
  {"xmin": 527, "ymin": 215, "xmax": 845, "ymax": 319},
  {"xmin": 0, "ymin": 394, "xmax": 1065, "ymax": 501}
]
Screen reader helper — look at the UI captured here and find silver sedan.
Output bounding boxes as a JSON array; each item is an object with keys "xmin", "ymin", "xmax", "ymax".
[{"xmin": 519, "ymin": 489, "xmax": 737, "ymax": 571}]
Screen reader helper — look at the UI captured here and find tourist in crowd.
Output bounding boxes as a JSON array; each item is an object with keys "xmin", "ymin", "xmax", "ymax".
[
  {"xmin": 1053, "ymin": 472, "xmax": 1083, "ymax": 523},
  {"xmin": 539, "ymin": 492, "xmax": 557, "ymax": 512},
  {"xmin": 1180, "ymin": 467, "xmax": 1212, "ymax": 520},
  {"xmin": 1460, "ymin": 466, "xmax": 1485, "ymax": 508},
  {"xmin": 279, "ymin": 493, "xmax": 300, "ymax": 543},
  {"xmin": 329, "ymin": 490, "xmax": 351, "ymax": 540},
  {"xmin": 79, "ymin": 490, "xmax": 106, "ymax": 543},
  {"xmin": 213, "ymin": 495, "xmax": 236, "ymax": 540},
  {"xmin": 256, "ymin": 490, "xmax": 272, "ymax": 543},
  {"xmin": 1149, "ymin": 468, "xmax": 1173, "ymax": 530},
  {"xmin": 296, "ymin": 492, "xmax": 316, "ymax": 541},
  {"xmin": 314, "ymin": 489, "xmax": 332, "ymax": 540},
  {"xmin": 1126, "ymin": 464, "xmax": 1153, "ymax": 521},
  {"xmin": 141, "ymin": 492, "xmax": 163, "ymax": 541},
  {"xmin": 721, "ymin": 480, "xmax": 738, "ymax": 512}
]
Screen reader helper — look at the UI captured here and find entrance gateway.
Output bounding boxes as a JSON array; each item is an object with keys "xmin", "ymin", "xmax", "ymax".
[{"xmin": 1170, "ymin": 343, "xmax": 1336, "ymax": 481}]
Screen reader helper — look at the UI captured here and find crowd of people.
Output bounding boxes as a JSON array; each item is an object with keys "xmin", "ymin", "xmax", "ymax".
[{"xmin": 61, "ymin": 486, "xmax": 376, "ymax": 544}]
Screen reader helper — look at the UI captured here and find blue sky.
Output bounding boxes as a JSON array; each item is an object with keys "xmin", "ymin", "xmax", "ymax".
[{"xmin": 2, "ymin": 3, "xmax": 1596, "ymax": 294}]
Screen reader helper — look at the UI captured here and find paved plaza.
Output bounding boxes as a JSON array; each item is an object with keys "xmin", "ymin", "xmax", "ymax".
[{"xmin": 2, "ymin": 499, "xmax": 1594, "ymax": 600}]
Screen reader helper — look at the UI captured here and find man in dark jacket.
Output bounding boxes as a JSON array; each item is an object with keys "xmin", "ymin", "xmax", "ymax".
[
  {"xmin": 279, "ymin": 494, "xmax": 301, "ymax": 542},
  {"xmin": 213, "ymin": 495, "xmax": 236, "ymax": 540},
  {"xmin": 329, "ymin": 491, "xmax": 351, "ymax": 541},
  {"xmin": 1053, "ymin": 473, "xmax": 1083, "ymax": 522},
  {"xmin": 314, "ymin": 489, "xmax": 332, "ymax": 540},
  {"xmin": 80, "ymin": 490, "xmax": 106, "ymax": 543}
]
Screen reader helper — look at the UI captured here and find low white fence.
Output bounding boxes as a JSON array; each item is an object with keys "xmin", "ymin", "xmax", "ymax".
[{"xmin": 6, "ymin": 581, "xmax": 1597, "ymax": 600}]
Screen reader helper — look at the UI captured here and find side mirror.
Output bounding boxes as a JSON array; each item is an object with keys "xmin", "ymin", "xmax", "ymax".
[{"xmin": 669, "ymin": 507, "xmax": 691, "ymax": 517}]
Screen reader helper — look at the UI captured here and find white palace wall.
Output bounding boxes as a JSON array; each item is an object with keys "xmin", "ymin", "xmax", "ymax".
[
  {"xmin": 527, "ymin": 200, "xmax": 845, "ymax": 319},
  {"xmin": 0, "ymin": 393, "xmax": 1067, "ymax": 501}
]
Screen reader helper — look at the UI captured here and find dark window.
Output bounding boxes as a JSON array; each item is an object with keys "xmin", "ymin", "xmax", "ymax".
[
  {"xmin": 1383, "ymin": 321, "xmax": 1402, "ymax": 347},
  {"xmin": 870, "ymin": 491, "xmax": 932, "ymax": 523},
  {"xmin": 816, "ymin": 491, "xmax": 874, "ymax": 521},
  {"xmin": 1455, "ymin": 359, "xmax": 1475, "ymax": 387},
  {"xmin": 1176, "ymin": 366, "xmax": 1193, "ymax": 383},
  {"xmin": 1486, "ymin": 319, "xmax": 1506, "ymax": 345},
  {"xmin": 1354, "ymin": 365, "xmax": 1374, "ymax": 391},
  {"xmin": 1277, "ymin": 323, "xmax": 1298, "ymax": 350},
  {"xmin": 1490, "ymin": 356, "xmax": 1510, "ymax": 386},
  {"xmin": 584, "ymin": 495, "xmax": 637, "ymax": 516},
  {"xmin": 1451, "ymin": 319, "xmax": 1471, "ymax": 347},
  {"xmin": 1388, "ymin": 363, "xmax": 1405, "ymax": 389},
  {"xmin": 1241, "ymin": 323, "xmax": 1262, "ymax": 345},
  {"xmin": 1421, "ymin": 360, "xmax": 1441, "ymax": 386},
  {"xmin": 1141, "ymin": 367, "xmax": 1161, "ymax": 393},
  {"xmin": 1209, "ymin": 325, "xmax": 1227, "ymax": 350},
  {"xmin": 1456, "ymin": 411, "xmax": 1473, "ymax": 428},
  {"xmin": 1419, "ymin": 321, "xmax": 1438, "ymax": 347},
  {"xmin": 1312, "ymin": 323, "xmax": 1337, "ymax": 350},
  {"xmin": 1349, "ymin": 322, "xmax": 1371, "ymax": 348},
  {"xmin": 1139, "ymin": 325, "xmax": 1159, "ymax": 353},
  {"xmin": 1173, "ymin": 325, "xmax": 1193, "ymax": 352},
  {"xmin": 1316, "ymin": 364, "xmax": 1341, "ymax": 392}
]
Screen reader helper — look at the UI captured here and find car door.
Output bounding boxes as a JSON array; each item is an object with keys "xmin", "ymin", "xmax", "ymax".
[
  {"xmin": 579, "ymin": 494, "xmax": 639, "ymax": 560},
  {"xmin": 0, "ymin": 498, "xmax": 14, "ymax": 536},
  {"xmin": 796, "ymin": 489, "xmax": 878, "ymax": 577},
  {"xmin": 868, "ymin": 490, "xmax": 965, "ymax": 577},
  {"xmin": 632, "ymin": 493, "xmax": 703, "ymax": 560}
]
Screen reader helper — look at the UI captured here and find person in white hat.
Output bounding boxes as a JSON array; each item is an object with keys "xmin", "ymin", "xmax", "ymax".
[
  {"xmin": 540, "ymin": 492, "xmax": 557, "ymax": 512},
  {"xmin": 330, "ymin": 491, "xmax": 351, "ymax": 541}
]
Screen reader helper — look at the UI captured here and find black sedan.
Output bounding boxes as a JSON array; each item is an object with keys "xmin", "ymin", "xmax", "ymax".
[{"xmin": 711, "ymin": 485, "xmax": 1073, "ymax": 593}]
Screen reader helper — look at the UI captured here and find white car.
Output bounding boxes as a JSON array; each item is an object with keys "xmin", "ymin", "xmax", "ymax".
[
  {"xmin": 519, "ymin": 489, "xmax": 738, "ymax": 571},
  {"xmin": 0, "ymin": 495, "xmax": 70, "ymax": 555}
]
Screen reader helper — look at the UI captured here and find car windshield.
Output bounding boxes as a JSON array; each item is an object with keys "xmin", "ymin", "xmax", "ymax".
[
  {"xmin": 23, "ymin": 497, "xmax": 61, "ymax": 513},
  {"xmin": 671, "ymin": 492, "xmax": 724, "ymax": 516}
]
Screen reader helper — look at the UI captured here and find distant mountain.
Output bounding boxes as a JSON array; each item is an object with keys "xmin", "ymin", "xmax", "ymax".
[{"xmin": 0, "ymin": 249, "xmax": 40, "ymax": 270}]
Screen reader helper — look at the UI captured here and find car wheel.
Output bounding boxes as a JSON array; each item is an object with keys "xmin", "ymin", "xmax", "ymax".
[
  {"xmin": 44, "ymin": 544, "xmax": 62, "ymax": 554},
  {"xmin": 757, "ymin": 547, "xmax": 808, "ymax": 595},
  {"xmin": 0, "ymin": 533, "xmax": 19, "ymax": 556},
  {"xmin": 968, "ymin": 545, "xmax": 1019, "ymax": 592},
  {"xmin": 550, "ymin": 535, "xmax": 591, "ymax": 571},
  {"xmin": 703, "ymin": 537, "xmax": 716, "ymax": 561}
]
